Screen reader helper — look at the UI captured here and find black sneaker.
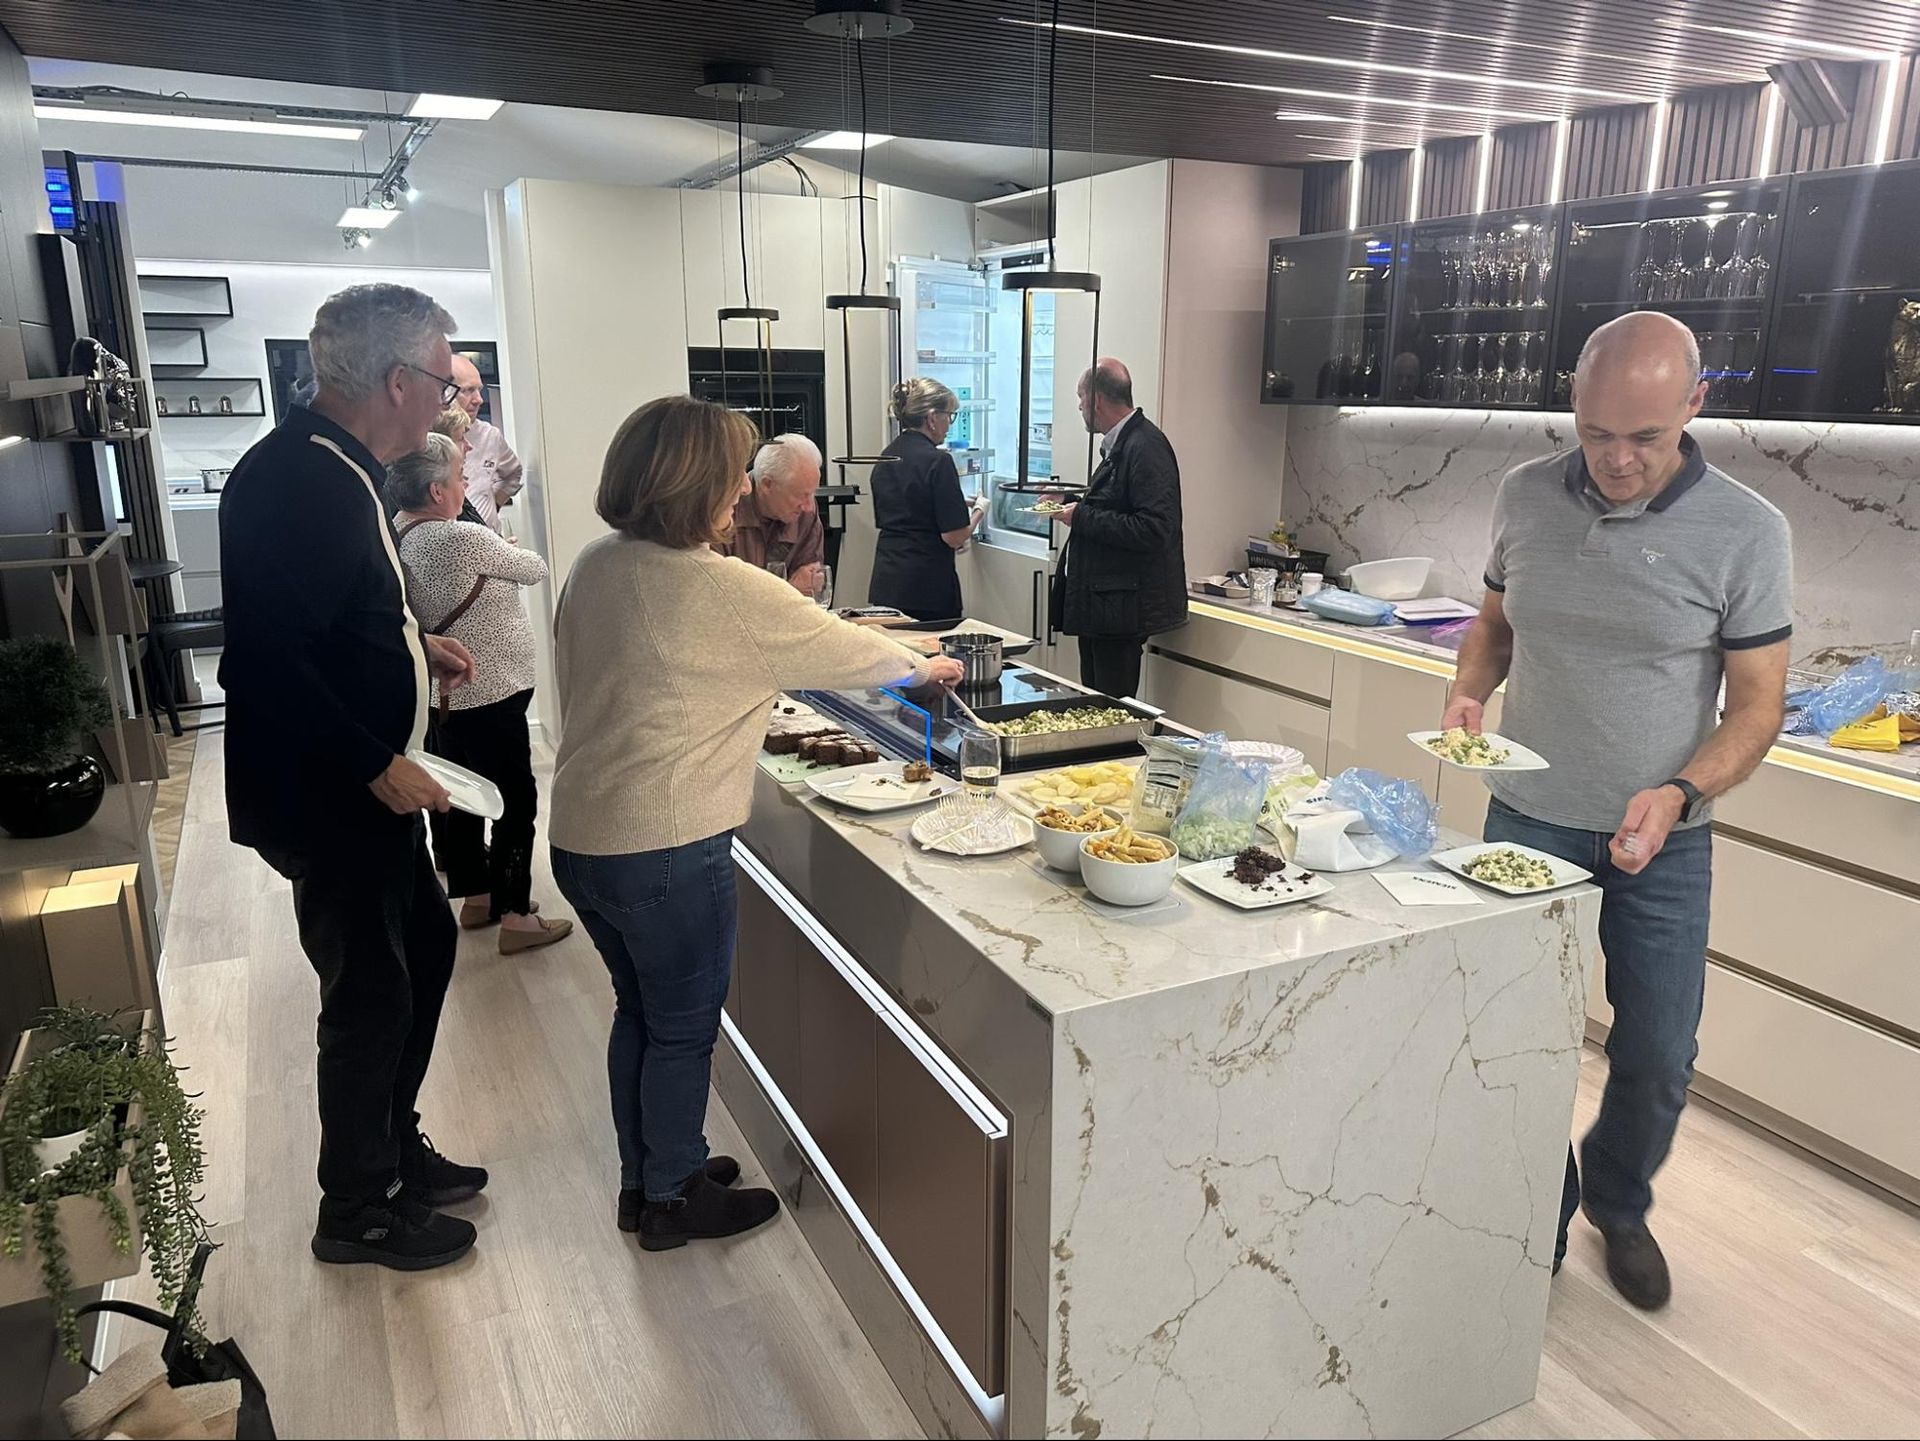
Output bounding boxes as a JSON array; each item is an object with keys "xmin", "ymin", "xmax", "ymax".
[
  {"xmin": 617, "ymin": 1156, "xmax": 743, "ymax": 1232},
  {"xmin": 1597, "ymin": 1225, "xmax": 1671, "ymax": 1310},
  {"xmin": 636, "ymin": 1170, "xmax": 779, "ymax": 1251},
  {"xmin": 311, "ymin": 1187, "xmax": 475, "ymax": 1270},
  {"xmin": 400, "ymin": 1133, "xmax": 488, "ymax": 1207}
]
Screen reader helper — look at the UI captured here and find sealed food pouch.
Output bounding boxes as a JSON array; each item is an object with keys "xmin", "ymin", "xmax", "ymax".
[
  {"xmin": 1170, "ymin": 735, "xmax": 1271, "ymax": 860},
  {"xmin": 1131, "ymin": 732, "xmax": 1206, "ymax": 836}
]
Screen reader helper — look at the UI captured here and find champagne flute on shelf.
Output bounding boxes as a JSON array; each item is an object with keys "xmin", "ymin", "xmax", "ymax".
[
  {"xmin": 1475, "ymin": 333, "xmax": 1501, "ymax": 405},
  {"xmin": 1438, "ymin": 236, "xmax": 1464, "ymax": 311}
]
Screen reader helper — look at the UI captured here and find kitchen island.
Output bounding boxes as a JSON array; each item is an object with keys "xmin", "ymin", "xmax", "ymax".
[{"xmin": 714, "ymin": 678, "xmax": 1598, "ymax": 1439}]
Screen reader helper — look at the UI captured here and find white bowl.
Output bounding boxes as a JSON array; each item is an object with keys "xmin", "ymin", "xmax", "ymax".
[
  {"xmin": 1033, "ymin": 806, "xmax": 1122, "ymax": 870},
  {"xmin": 1079, "ymin": 833, "xmax": 1179, "ymax": 906},
  {"xmin": 1345, "ymin": 557, "xmax": 1433, "ymax": 601}
]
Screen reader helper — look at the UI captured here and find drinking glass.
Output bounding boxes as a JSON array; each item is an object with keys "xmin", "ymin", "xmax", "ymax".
[
  {"xmin": 1528, "ymin": 226, "xmax": 1554, "ymax": 307},
  {"xmin": 764, "ymin": 559, "xmax": 788, "ymax": 582},
  {"xmin": 1424, "ymin": 340, "xmax": 1448, "ymax": 401},
  {"xmin": 1475, "ymin": 334, "xmax": 1501, "ymax": 405},
  {"xmin": 814, "ymin": 562, "xmax": 834, "ymax": 609},
  {"xmin": 960, "ymin": 728, "xmax": 1001, "ymax": 801},
  {"xmin": 1438, "ymin": 236, "xmax": 1464, "ymax": 311}
]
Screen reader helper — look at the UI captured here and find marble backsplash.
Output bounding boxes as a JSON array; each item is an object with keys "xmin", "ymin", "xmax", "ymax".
[{"xmin": 1282, "ymin": 408, "xmax": 1919, "ymax": 673}]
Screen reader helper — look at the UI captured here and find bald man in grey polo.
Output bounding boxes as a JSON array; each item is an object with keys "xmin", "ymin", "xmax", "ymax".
[{"xmin": 1484, "ymin": 435, "xmax": 1794, "ymax": 829}]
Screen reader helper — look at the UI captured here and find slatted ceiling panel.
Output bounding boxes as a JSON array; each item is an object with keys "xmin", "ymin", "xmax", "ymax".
[
  {"xmin": 1565, "ymin": 103, "xmax": 1654, "ymax": 201},
  {"xmin": 1658, "ymin": 83, "xmax": 1767, "ymax": 189},
  {"xmin": 1488, "ymin": 123, "xmax": 1555, "ymax": 210},
  {"xmin": 1772, "ymin": 59, "xmax": 1889, "ymax": 175},
  {"xmin": 1419, "ymin": 136, "xmax": 1481, "ymax": 221},
  {"xmin": 1358, "ymin": 150, "xmax": 1412, "ymax": 228},
  {"xmin": 1299, "ymin": 162, "xmax": 1351, "ymax": 236},
  {"xmin": 1891, "ymin": 53, "xmax": 1920, "ymax": 161}
]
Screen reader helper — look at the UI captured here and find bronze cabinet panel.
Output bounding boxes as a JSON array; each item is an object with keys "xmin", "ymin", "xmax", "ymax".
[
  {"xmin": 732, "ymin": 865, "xmax": 802, "ymax": 1100},
  {"xmin": 795, "ymin": 946, "xmax": 880, "ymax": 1217}
]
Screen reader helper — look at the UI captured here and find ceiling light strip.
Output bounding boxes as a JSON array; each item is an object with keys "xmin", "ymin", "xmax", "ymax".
[
  {"xmin": 1155, "ymin": 73, "xmax": 1558, "ymax": 124},
  {"xmin": 1004, "ymin": 16, "xmax": 1638, "ymax": 101},
  {"xmin": 1645, "ymin": 99, "xmax": 1669, "ymax": 192},
  {"xmin": 1547, "ymin": 116, "xmax": 1571, "ymax": 205},
  {"xmin": 1756, "ymin": 82, "xmax": 1783, "ymax": 179},
  {"xmin": 1407, "ymin": 144, "xmax": 1425, "ymax": 223},
  {"xmin": 32, "ymin": 104, "xmax": 363, "ymax": 141},
  {"xmin": 1653, "ymin": 18, "xmax": 1892, "ymax": 62},
  {"xmin": 1347, "ymin": 155, "xmax": 1363, "ymax": 231},
  {"xmin": 1326, "ymin": 14, "xmax": 1647, "ymax": 68},
  {"xmin": 1473, "ymin": 131, "xmax": 1493, "ymax": 214}
]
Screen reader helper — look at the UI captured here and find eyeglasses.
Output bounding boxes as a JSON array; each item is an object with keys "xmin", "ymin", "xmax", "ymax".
[{"xmin": 404, "ymin": 363, "xmax": 460, "ymax": 406}]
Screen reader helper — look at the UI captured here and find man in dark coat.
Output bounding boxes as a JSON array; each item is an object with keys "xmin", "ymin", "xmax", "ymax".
[{"xmin": 1054, "ymin": 358, "xmax": 1187, "ymax": 699}]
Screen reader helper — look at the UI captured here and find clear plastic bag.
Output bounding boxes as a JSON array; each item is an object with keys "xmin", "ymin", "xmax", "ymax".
[
  {"xmin": 1800, "ymin": 657, "xmax": 1891, "ymax": 737},
  {"xmin": 1170, "ymin": 735, "xmax": 1271, "ymax": 860},
  {"xmin": 1326, "ymin": 767, "xmax": 1438, "ymax": 858},
  {"xmin": 1130, "ymin": 733, "xmax": 1205, "ymax": 836}
]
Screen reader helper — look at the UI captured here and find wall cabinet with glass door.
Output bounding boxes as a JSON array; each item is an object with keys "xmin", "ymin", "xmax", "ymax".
[
  {"xmin": 1390, "ymin": 205, "xmax": 1561, "ymax": 408},
  {"xmin": 1261, "ymin": 228, "xmax": 1395, "ymax": 405},
  {"xmin": 1553, "ymin": 179, "xmax": 1785, "ymax": 416},
  {"xmin": 1764, "ymin": 158, "xmax": 1920, "ymax": 422}
]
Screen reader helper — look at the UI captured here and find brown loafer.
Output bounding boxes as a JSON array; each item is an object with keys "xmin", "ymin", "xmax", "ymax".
[
  {"xmin": 459, "ymin": 898, "xmax": 539, "ymax": 930},
  {"xmin": 499, "ymin": 916, "xmax": 572, "ymax": 955}
]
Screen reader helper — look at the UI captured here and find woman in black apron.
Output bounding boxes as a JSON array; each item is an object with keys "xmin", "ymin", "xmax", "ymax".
[{"xmin": 867, "ymin": 378, "xmax": 984, "ymax": 620}]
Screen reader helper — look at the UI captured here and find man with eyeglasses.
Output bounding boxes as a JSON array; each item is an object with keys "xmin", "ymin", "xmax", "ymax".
[
  {"xmin": 450, "ymin": 353, "xmax": 523, "ymax": 534},
  {"xmin": 219, "ymin": 283, "xmax": 490, "ymax": 1274}
]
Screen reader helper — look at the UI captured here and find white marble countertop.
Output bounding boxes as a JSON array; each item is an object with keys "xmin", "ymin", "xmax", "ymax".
[
  {"xmin": 1187, "ymin": 598, "xmax": 1920, "ymax": 793},
  {"xmin": 778, "ymin": 772, "xmax": 1590, "ymax": 1017}
]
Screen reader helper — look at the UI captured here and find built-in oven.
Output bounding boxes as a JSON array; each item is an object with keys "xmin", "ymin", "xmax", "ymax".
[{"xmin": 686, "ymin": 346, "xmax": 826, "ymax": 456}]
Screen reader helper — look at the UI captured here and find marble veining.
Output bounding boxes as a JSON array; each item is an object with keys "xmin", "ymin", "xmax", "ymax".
[{"xmin": 1283, "ymin": 409, "xmax": 1919, "ymax": 673}]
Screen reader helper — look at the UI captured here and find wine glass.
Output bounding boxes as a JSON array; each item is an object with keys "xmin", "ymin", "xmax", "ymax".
[
  {"xmin": 1476, "ymin": 333, "xmax": 1502, "ymax": 405},
  {"xmin": 960, "ymin": 728, "xmax": 1001, "ymax": 801},
  {"xmin": 764, "ymin": 559, "xmax": 788, "ymax": 583},
  {"xmin": 813, "ymin": 562, "xmax": 835, "ymax": 610}
]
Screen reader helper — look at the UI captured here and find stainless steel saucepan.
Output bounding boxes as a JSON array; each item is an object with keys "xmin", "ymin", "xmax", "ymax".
[{"xmin": 940, "ymin": 631, "xmax": 1004, "ymax": 688}]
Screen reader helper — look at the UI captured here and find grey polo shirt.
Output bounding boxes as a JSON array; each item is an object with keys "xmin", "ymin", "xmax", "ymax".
[{"xmin": 1481, "ymin": 435, "xmax": 1793, "ymax": 832}]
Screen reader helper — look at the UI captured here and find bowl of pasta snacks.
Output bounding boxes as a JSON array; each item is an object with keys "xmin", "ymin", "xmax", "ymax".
[
  {"xmin": 1032, "ymin": 804, "xmax": 1123, "ymax": 870},
  {"xmin": 1078, "ymin": 824, "xmax": 1179, "ymax": 906}
]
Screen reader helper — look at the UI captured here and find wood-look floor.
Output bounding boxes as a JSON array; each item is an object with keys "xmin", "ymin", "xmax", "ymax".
[{"xmin": 123, "ymin": 738, "xmax": 1920, "ymax": 1440}]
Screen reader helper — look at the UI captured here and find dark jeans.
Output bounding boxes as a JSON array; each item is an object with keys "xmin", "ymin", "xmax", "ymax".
[
  {"xmin": 1484, "ymin": 797, "xmax": 1711, "ymax": 1255},
  {"xmin": 552, "ymin": 833, "xmax": 737, "ymax": 1200},
  {"xmin": 1077, "ymin": 633, "xmax": 1149, "ymax": 699},
  {"xmin": 259, "ymin": 818, "xmax": 457, "ymax": 1202},
  {"xmin": 432, "ymin": 688, "xmax": 537, "ymax": 916}
]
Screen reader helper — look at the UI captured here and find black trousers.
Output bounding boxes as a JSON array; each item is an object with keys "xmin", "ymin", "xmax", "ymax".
[
  {"xmin": 1077, "ymin": 634, "xmax": 1150, "ymax": 700},
  {"xmin": 431, "ymin": 688, "xmax": 537, "ymax": 917},
  {"xmin": 261, "ymin": 819, "xmax": 456, "ymax": 1202}
]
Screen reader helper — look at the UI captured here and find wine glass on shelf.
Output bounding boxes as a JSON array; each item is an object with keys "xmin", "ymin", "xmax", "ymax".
[
  {"xmin": 1438, "ymin": 236, "xmax": 1464, "ymax": 311},
  {"xmin": 1476, "ymin": 333, "xmax": 1502, "ymax": 406},
  {"xmin": 1424, "ymin": 339, "xmax": 1448, "ymax": 402}
]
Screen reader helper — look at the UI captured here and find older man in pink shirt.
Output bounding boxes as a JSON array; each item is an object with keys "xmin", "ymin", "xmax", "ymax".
[{"xmin": 451, "ymin": 354, "xmax": 523, "ymax": 533}]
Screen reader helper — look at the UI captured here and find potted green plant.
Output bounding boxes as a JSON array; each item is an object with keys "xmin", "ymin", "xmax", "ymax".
[
  {"xmin": 0, "ymin": 1005, "xmax": 209, "ymax": 1363},
  {"xmin": 0, "ymin": 636, "xmax": 113, "ymax": 838}
]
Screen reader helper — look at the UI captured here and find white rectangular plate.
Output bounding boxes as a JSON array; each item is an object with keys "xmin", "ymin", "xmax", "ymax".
[
  {"xmin": 804, "ymin": 761, "xmax": 955, "ymax": 813},
  {"xmin": 1176, "ymin": 854, "xmax": 1333, "ymax": 909},
  {"xmin": 1408, "ymin": 729, "xmax": 1551, "ymax": 771},
  {"xmin": 408, "ymin": 749, "xmax": 504, "ymax": 821},
  {"xmin": 1430, "ymin": 842, "xmax": 1593, "ymax": 896}
]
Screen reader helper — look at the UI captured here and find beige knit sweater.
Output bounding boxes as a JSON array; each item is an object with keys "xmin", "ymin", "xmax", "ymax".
[{"xmin": 550, "ymin": 534, "xmax": 935, "ymax": 855}]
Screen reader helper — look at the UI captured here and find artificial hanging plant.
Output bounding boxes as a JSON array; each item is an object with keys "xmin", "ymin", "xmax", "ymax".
[{"xmin": 0, "ymin": 1004, "xmax": 209, "ymax": 1363}]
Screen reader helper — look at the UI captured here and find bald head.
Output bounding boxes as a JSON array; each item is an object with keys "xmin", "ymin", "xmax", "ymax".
[
  {"xmin": 1077, "ymin": 357, "xmax": 1136, "ymax": 435},
  {"xmin": 450, "ymin": 353, "xmax": 485, "ymax": 420},
  {"xmin": 1571, "ymin": 312, "xmax": 1707, "ymax": 507}
]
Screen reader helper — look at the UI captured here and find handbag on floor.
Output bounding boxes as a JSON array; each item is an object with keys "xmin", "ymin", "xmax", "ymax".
[{"xmin": 74, "ymin": 1243, "xmax": 276, "ymax": 1440}]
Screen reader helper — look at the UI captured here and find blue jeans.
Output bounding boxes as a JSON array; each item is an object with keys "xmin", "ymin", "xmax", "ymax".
[
  {"xmin": 1483, "ymin": 798, "xmax": 1711, "ymax": 1256},
  {"xmin": 552, "ymin": 833, "xmax": 738, "ymax": 1201}
]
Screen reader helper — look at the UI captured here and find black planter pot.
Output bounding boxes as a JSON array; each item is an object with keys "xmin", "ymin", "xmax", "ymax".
[{"xmin": 0, "ymin": 755, "xmax": 107, "ymax": 838}]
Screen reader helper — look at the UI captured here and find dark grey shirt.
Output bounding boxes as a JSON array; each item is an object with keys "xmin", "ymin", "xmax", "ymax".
[{"xmin": 1482, "ymin": 436, "xmax": 1793, "ymax": 832}]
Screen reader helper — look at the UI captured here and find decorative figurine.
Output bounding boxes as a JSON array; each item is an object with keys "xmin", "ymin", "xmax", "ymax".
[
  {"xmin": 1883, "ymin": 299, "xmax": 1920, "ymax": 413},
  {"xmin": 156, "ymin": 396, "xmax": 169, "ymax": 417}
]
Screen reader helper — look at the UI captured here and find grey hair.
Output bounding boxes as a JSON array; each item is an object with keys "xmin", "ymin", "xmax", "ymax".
[
  {"xmin": 752, "ymin": 433, "xmax": 823, "ymax": 488},
  {"xmin": 1574, "ymin": 311, "xmax": 1700, "ymax": 389},
  {"xmin": 385, "ymin": 432, "xmax": 463, "ymax": 512},
  {"xmin": 309, "ymin": 283, "xmax": 458, "ymax": 402}
]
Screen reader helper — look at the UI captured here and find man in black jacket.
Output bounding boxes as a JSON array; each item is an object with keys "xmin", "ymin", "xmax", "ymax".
[
  {"xmin": 219, "ymin": 283, "xmax": 486, "ymax": 1271},
  {"xmin": 1055, "ymin": 359, "xmax": 1187, "ymax": 699}
]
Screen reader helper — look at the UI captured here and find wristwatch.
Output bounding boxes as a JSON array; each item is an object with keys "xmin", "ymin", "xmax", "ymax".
[{"xmin": 1661, "ymin": 777, "xmax": 1705, "ymax": 823}]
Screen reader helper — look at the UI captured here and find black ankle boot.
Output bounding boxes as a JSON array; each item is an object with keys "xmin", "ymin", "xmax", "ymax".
[
  {"xmin": 636, "ymin": 1170, "xmax": 778, "ymax": 1251},
  {"xmin": 617, "ymin": 1156, "xmax": 744, "ymax": 1232}
]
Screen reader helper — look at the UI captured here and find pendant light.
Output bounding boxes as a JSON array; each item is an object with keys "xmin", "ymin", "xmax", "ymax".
[
  {"xmin": 696, "ymin": 63, "xmax": 783, "ymax": 441},
  {"xmin": 1003, "ymin": 0, "xmax": 1101, "ymax": 493},
  {"xmin": 810, "ymin": 1, "xmax": 906, "ymax": 471}
]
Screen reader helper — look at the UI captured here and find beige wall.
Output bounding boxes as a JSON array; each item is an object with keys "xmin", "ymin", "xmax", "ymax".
[{"xmin": 1160, "ymin": 160, "xmax": 1302, "ymax": 577}]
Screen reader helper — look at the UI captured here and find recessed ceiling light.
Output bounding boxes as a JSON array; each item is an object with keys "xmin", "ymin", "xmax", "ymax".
[
  {"xmin": 1326, "ymin": 15, "xmax": 1645, "ymax": 68},
  {"xmin": 407, "ymin": 94, "xmax": 504, "ymax": 120},
  {"xmin": 338, "ymin": 206, "xmax": 401, "ymax": 229},
  {"xmin": 0, "ymin": 434, "xmax": 26, "ymax": 452},
  {"xmin": 800, "ymin": 131, "xmax": 894, "ymax": 149},
  {"xmin": 33, "ymin": 103, "xmax": 362, "ymax": 140},
  {"xmin": 1650, "ymin": 18, "xmax": 1892, "ymax": 62},
  {"xmin": 1306, "ymin": 152, "xmax": 1360, "ymax": 162},
  {"xmin": 1003, "ymin": 16, "xmax": 1638, "ymax": 101},
  {"xmin": 1155, "ymin": 73, "xmax": 1560, "ymax": 124},
  {"xmin": 1705, "ymin": 200, "xmax": 1730, "ymax": 210},
  {"xmin": 1273, "ymin": 110, "xmax": 1362, "ymax": 125}
]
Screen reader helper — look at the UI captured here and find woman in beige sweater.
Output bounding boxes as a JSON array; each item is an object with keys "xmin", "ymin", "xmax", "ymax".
[{"xmin": 550, "ymin": 395, "xmax": 962, "ymax": 1252}]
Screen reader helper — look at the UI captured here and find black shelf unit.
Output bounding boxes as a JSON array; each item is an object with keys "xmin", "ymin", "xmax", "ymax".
[
  {"xmin": 1552, "ymin": 177, "xmax": 1786, "ymax": 416},
  {"xmin": 1390, "ymin": 203, "xmax": 1563, "ymax": 408},
  {"xmin": 136, "ymin": 273, "xmax": 233, "ymax": 318},
  {"xmin": 143, "ymin": 324, "xmax": 208, "ymax": 369},
  {"xmin": 152, "ymin": 376, "xmax": 264, "ymax": 419},
  {"xmin": 1261, "ymin": 228, "xmax": 1396, "ymax": 404},
  {"xmin": 1763, "ymin": 157, "xmax": 1920, "ymax": 423}
]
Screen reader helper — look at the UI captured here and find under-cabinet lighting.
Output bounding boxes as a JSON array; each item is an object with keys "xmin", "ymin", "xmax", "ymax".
[
  {"xmin": 801, "ymin": 130, "xmax": 894, "ymax": 149},
  {"xmin": 1705, "ymin": 200, "xmax": 1730, "ymax": 211},
  {"xmin": 407, "ymin": 94, "xmax": 503, "ymax": 120},
  {"xmin": 1154, "ymin": 74, "xmax": 1557, "ymax": 124},
  {"xmin": 1002, "ymin": 16, "xmax": 1630, "ymax": 100},
  {"xmin": 1756, "ymin": 84, "xmax": 1783, "ymax": 178},
  {"xmin": 1650, "ymin": 18, "xmax": 1892, "ymax": 62},
  {"xmin": 1547, "ymin": 116, "xmax": 1570, "ymax": 205},
  {"xmin": 1347, "ymin": 156, "xmax": 1363, "ymax": 231},
  {"xmin": 1407, "ymin": 144, "xmax": 1425, "ymax": 222},
  {"xmin": 1645, "ymin": 100, "xmax": 1669, "ymax": 191},
  {"xmin": 1326, "ymin": 15, "xmax": 1646, "ymax": 69},
  {"xmin": 33, "ymin": 103, "xmax": 362, "ymax": 141},
  {"xmin": 1473, "ymin": 132, "xmax": 1493, "ymax": 214}
]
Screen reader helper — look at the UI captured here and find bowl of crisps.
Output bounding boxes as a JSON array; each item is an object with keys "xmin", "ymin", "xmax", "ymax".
[
  {"xmin": 1032, "ymin": 804, "xmax": 1123, "ymax": 870},
  {"xmin": 1078, "ymin": 824, "xmax": 1179, "ymax": 906},
  {"xmin": 1014, "ymin": 759, "xmax": 1137, "ymax": 815}
]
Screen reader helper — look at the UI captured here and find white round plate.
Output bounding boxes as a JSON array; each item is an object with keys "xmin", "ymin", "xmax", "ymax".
[
  {"xmin": 1407, "ymin": 730, "xmax": 1551, "ymax": 771},
  {"xmin": 910, "ymin": 809, "xmax": 1034, "ymax": 856},
  {"xmin": 408, "ymin": 749, "xmax": 505, "ymax": 820},
  {"xmin": 805, "ymin": 761, "xmax": 956, "ymax": 813},
  {"xmin": 1176, "ymin": 855, "xmax": 1333, "ymax": 909},
  {"xmin": 1430, "ymin": 842, "xmax": 1593, "ymax": 896}
]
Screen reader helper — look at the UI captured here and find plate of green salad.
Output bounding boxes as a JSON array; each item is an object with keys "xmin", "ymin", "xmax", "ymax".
[
  {"xmin": 1408, "ymin": 727, "xmax": 1550, "ymax": 771},
  {"xmin": 1430, "ymin": 843, "xmax": 1591, "ymax": 895}
]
